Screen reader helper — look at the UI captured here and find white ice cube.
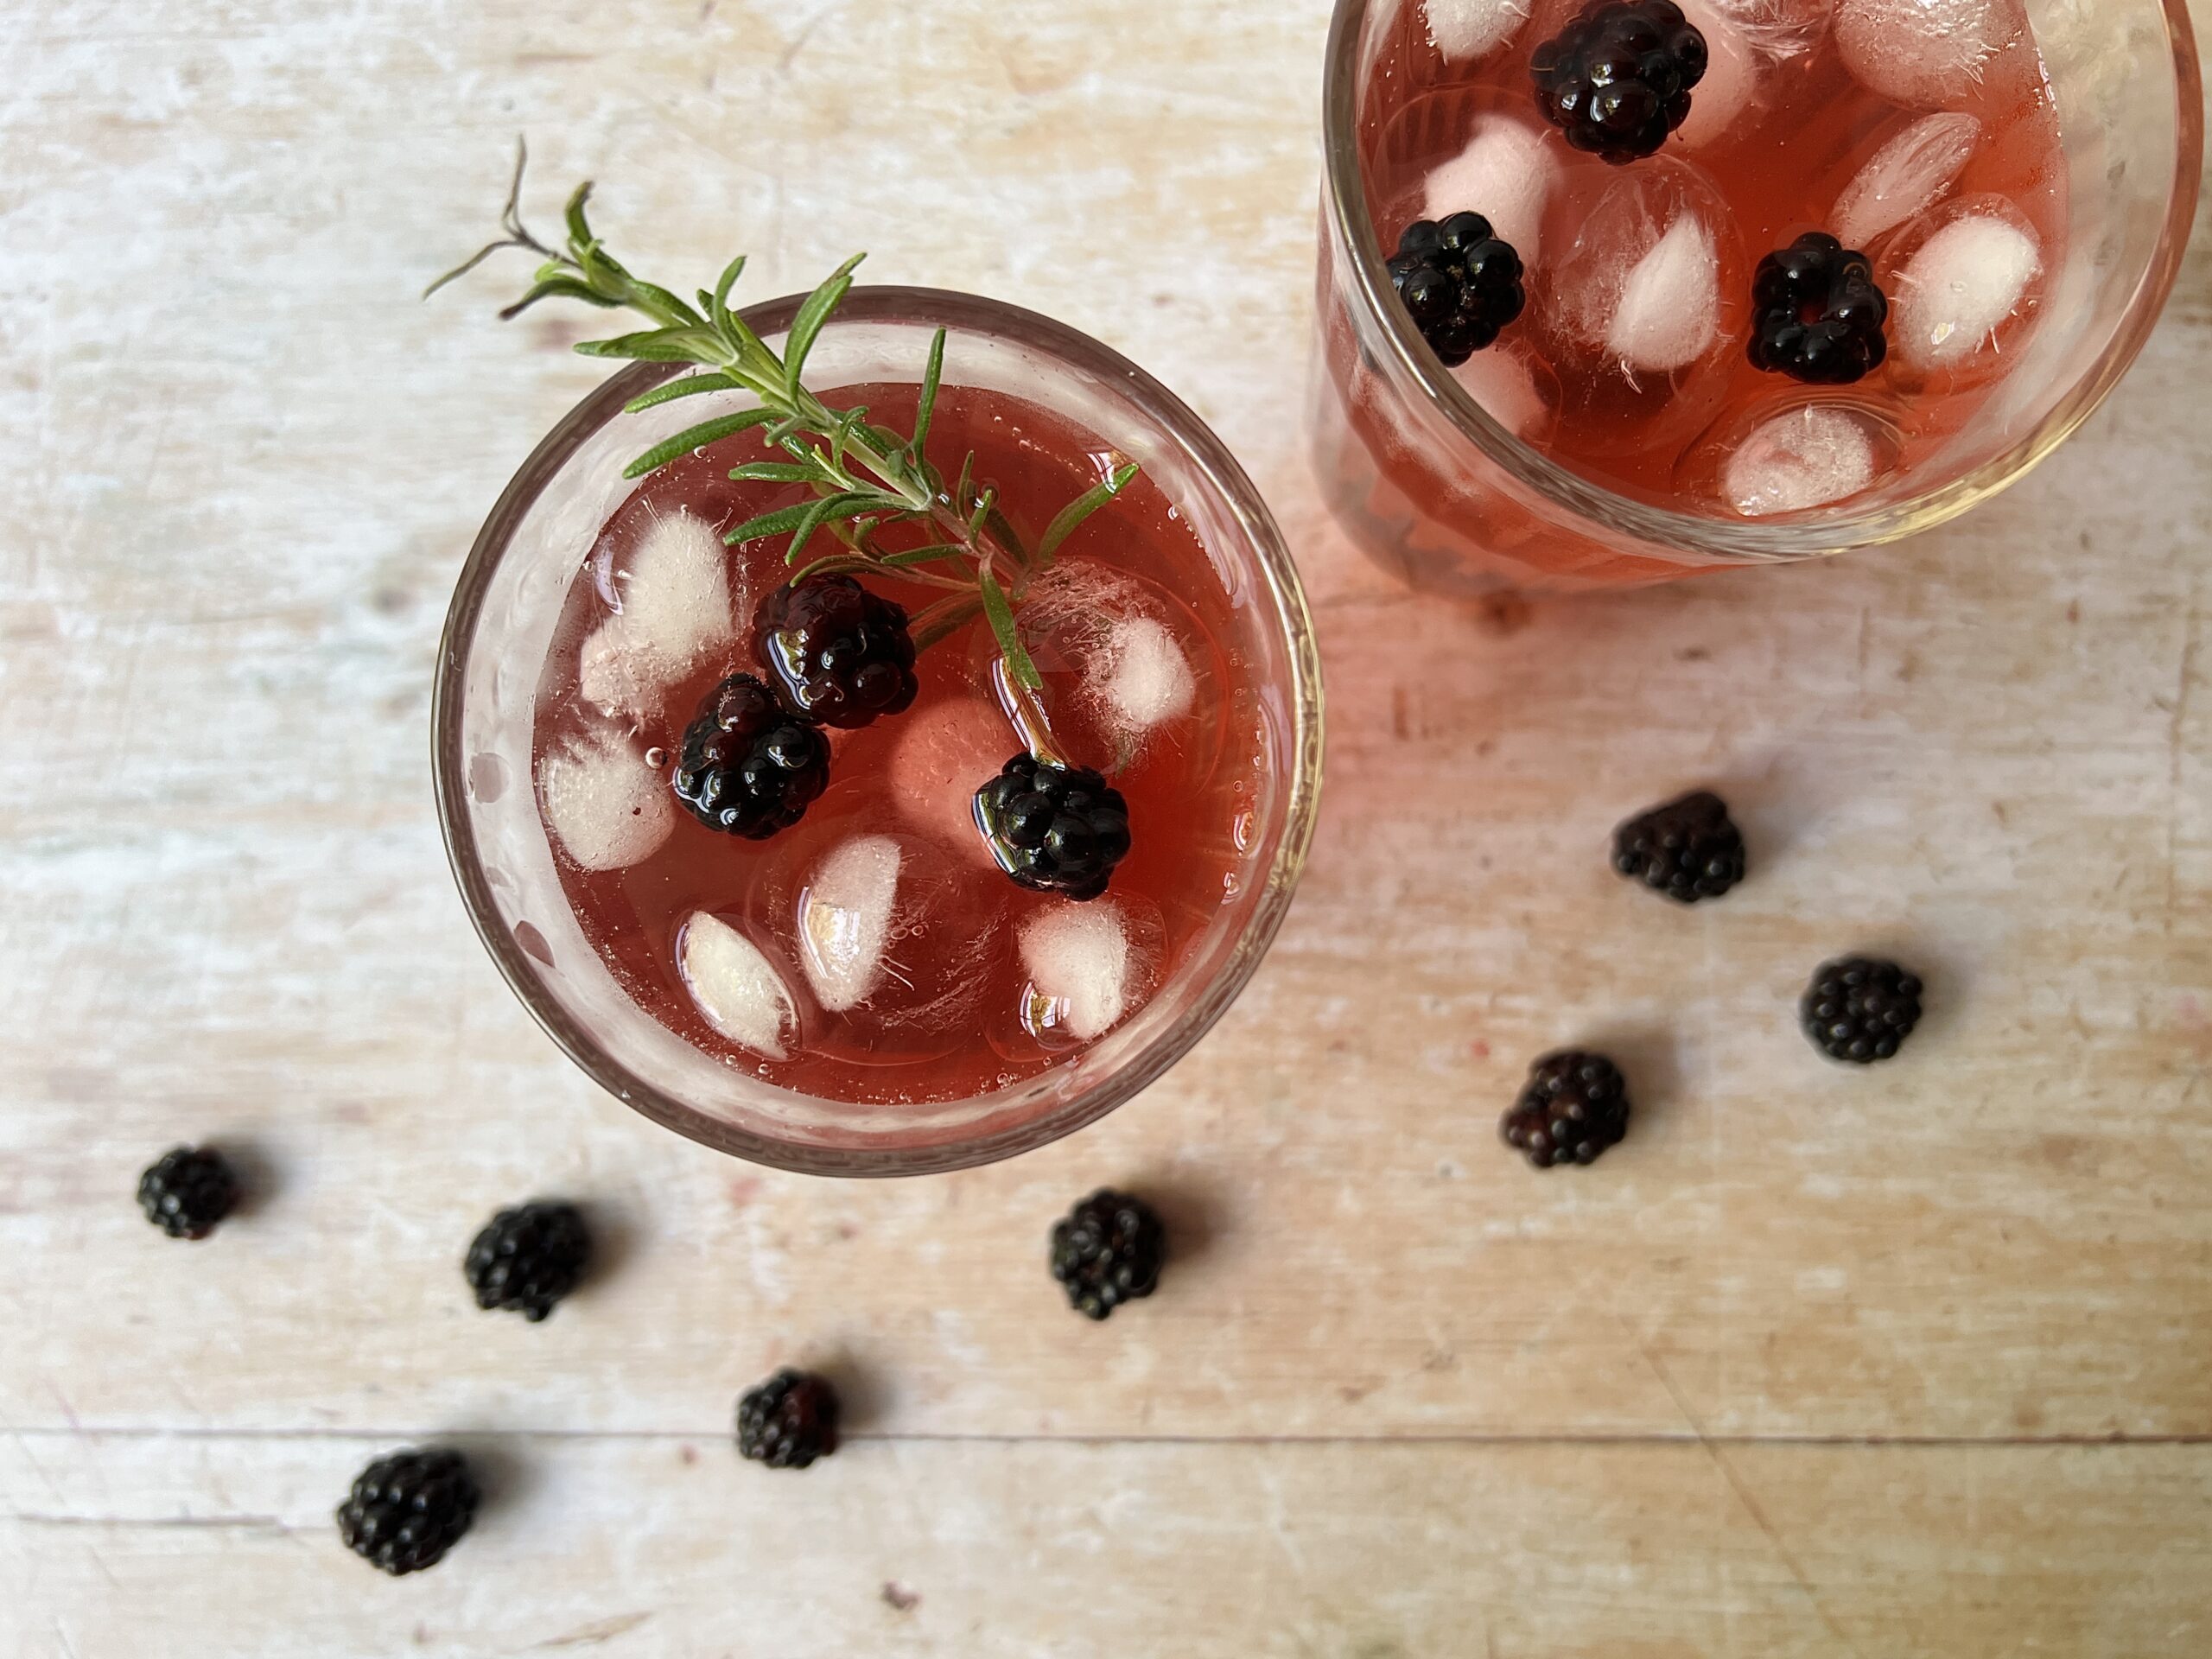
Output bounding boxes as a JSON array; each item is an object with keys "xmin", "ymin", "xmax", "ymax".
[
  {"xmin": 1676, "ymin": 0, "xmax": 1759, "ymax": 148},
  {"xmin": 1020, "ymin": 902, "xmax": 1135, "ymax": 1043},
  {"xmin": 578, "ymin": 511, "xmax": 736, "ymax": 720},
  {"xmin": 677, "ymin": 912, "xmax": 797, "ymax": 1059},
  {"xmin": 539, "ymin": 727, "xmax": 675, "ymax": 872},
  {"xmin": 1422, "ymin": 117, "xmax": 1555, "ymax": 263},
  {"xmin": 1096, "ymin": 616, "xmax": 1196, "ymax": 735},
  {"xmin": 1834, "ymin": 113, "xmax": 1982, "ymax": 249},
  {"xmin": 1424, "ymin": 0, "xmax": 1529, "ymax": 61},
  {"xmin": 1449, "ymin": 346, "xmax": 1548, "ymax": 439},
  {"xmin": 1834, "ymin": 0, "xmax": 2018, "ymax": 111},
  {"xmin": 889, "ymin": 697, "xmax": 1012, "ymax": 861},
  {"xmin": 1892, "ymin": 211, "xmax": 2040, "ymax": 370},
  {"xmin": 1606, "ymin": 215, "xmax": 1719, "ymax": 372},
  {"xmin": 1723, "ymin": 405, "xmax": 1880, "ymax": 516},
  {"xmin": 795, "ymin": 835, "xmax": 902, "ymax": 1013}
]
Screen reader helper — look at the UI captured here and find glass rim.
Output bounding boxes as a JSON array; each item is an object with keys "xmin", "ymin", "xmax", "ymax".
[
  {"xmin": 432, "ymin": 283, "xmax": 1325, "ymax": 1177},
  {"xmin": 1319, "ymin": 0, "xmax": 2205, "ymax": 564}
]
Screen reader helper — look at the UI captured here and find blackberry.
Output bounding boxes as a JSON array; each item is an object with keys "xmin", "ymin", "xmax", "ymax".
[
  {"xmin": 973, "ymin": 753, "xmax": 1131, "ymax": 901},
  {"xmin": 1531, "ymin": 0, "xmax": 1708, "ymax": 164},
  {"xmin": 464, "ymin": 1200, "xmax": 591, "ymax": 1322},
  {"xmin": 137, "ymin": 1146, "xmax": 238, "ymax": 1239},
  {"xmin": 335, "ymin": 1448, "xmax": 478, "ymax": 1576},
  {"xmin": 671, "ymin": 672, "xmax": 831, "ymax": 838},
  {"xmin": 1612, "ymin": 789, "xmax": 1745, "ymax": 904},
  {"xmin": 1500, "ymin": 1051, "xmax": 1631, "ymax": 1168},
  {"xmin": 1049, "ymin": 1189, "xmax": 1166, "ymax": 1320},
  {"xmin": 756, "ymin": 573, "xmax": 918, "ymax": 728},
  {"xmin": 735, "ymin": 1369, "xmax": 839, "ymax": 1469},
  {"xmin": 1387, "ymin": 213, "xmax": 1527, "ymax": 367},
  {"xmin": 1801, "ymin": 957, "xmax": 1923, "ymax": 1064},
  {"xmin": 1749, "ymin": 232, "xmax": 1889, "ymax": 385}
]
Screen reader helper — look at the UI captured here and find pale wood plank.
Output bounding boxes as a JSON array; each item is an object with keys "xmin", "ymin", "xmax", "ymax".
[{"xmin": 6, "ymin": 1433, "xmax": 2209, "ymax": 1658}]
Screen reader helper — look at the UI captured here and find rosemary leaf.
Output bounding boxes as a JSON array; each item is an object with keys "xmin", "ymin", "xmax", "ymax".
[
  {"xmin": 1037, "ymin": 460, "xmax": 1140, "ymax": 563},
  {"xmin": 624, "ymin": 372, "xmax": 736, "ymax": 412},
  {"xmin": 785, "ymin": 492, "xmax": 884, "ymax": 563},
  {"xmin": 621, "ymin": 409, "xmax": 778, "ymax": 478},
  {"xmin": 575, "ymin": 327, "xmax": 720, "ymax": 362},
  {"xmin": 497, "ymin": 276, "xmax": 621, "ymax": 321},
  {"xmin": 909, "ymin": 327, "xmax": 947, "ymax": 465},
  {"xmin": 784, "ymin": 253, "xmax": 867, "ymax": 397},
  {"xmin": 723, "ymin": 501, "xmax": 817, "ymax": 546},
  {"xmin": 726, "ymin": 461, "xmax": 823, "ymax": 484},
  {"xmin": 879, "ymin": 543, "xmax": 970, "ymax": 569},
  {"xmin": 977, "ymin": 563, "xmax": 1043, "ymax": 690}
]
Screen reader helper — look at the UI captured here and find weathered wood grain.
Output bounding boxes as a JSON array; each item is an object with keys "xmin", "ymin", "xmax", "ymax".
[{"xmin": 3, "ymin": 0, "xmax": 2209, "ymax": 1652}]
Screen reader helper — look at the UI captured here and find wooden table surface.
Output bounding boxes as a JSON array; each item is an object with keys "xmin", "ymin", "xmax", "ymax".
[{"xmin": 4, "ymin": 2, "xmax": 2209, "ymax": 1654}]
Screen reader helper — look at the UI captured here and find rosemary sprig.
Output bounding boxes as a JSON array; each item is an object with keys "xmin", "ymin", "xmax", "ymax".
[{"xmin": 430, "ymin": 142, "xmax": 1140, "ymax": 704}]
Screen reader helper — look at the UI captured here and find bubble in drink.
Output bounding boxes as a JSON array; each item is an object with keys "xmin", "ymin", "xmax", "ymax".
[
  {"xmin": 677, "ymin": 912, "xmax": 798, "ymax": 1058},
  {"xmin": 1834, "ymin": 0, "xmax": 2022, "ymax": 111},
  {"xmin": 1833, "ymin": 113, "xmax": 1981, "ymax": 251},
  {"xmin": 1721, "ymin": 404, "xmax": 1883, "ymax": 516},
  {"xmin": 1890, "ymin": 205, "xmax": 2041, "ymax": 372},
  {"xmin": 1423, "ymin": 0, "xmax": 1531, "ymax": 62},
  {"xmin": 1422, "ymin": 115, "xmax": 1557, "ymax": 262},
  {"xmin": 577, "ymin": 510, "xmax": 741, "ymax": 721},
  {"xmin": 539, "ymin": 727, "xmax": 675, "ymax": 872}
]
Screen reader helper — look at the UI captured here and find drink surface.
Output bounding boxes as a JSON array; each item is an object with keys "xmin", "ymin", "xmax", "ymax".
[
  {"xmin": 528, "ymin": 381, "xmax": 1266, "ymax": 1106},
  {"xmin": 1350, "ymin": 0, "xmax": 2069, "ymax": 520}
]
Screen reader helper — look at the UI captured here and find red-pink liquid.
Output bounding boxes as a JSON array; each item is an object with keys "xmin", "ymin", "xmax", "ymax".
[
  {"xmin": 1328, "ymin": 0, "xmax": 2069, "ymax": 575},
  {"xmin": 531, "ymin": 382, "xmax": 1266, "ymax": 1105}
]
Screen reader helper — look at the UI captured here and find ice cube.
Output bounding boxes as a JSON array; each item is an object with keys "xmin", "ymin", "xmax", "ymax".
[
  {"xmin": 1539, "ymin": 158, "xmax": 1745, "ymax": 450},
  {"xmin": 1833, "ymin": 113, "xmax": 1981, "ymax": 249},
  {"xmin": 1424, "ymin": 0, "xmax": 1530, "ymax": 61},
  {"xmin": 1421, "ymin": 116, "xmax": 1556, "ymax": 262},
  {"xmin": 1891, "ymin": 209, "xmax": 2040, "ymax": 371},
  {"xmin": 1834, "ymin": 0, "xmax": 2022, "ymax": 111},
  {"xmin": 538, "ymin": 727, "xmax": 674, "ymax": 872},
  {"xmin": 889, "ymin": 697, "xmax": 1015, "ymax": 861},
  {"xmin": 1448, "ymin": 344, "xmax": 1554, "ymax": 441},
  {"xmin": 999, "ymin": 562, "xmax": 1216, "ymax": 775},
  {"xmin": 1676, "ymin": 0, "xmax": 1759, "ymax": 148},
  {"xmin": 1019, "ymin": 903, "xmax": 1134, "ymax": 1043},
  {"xmin": 1607, "ymin": 215, "xmax": 1720, "ymax": 373},
  {"xmin": 796, "ymin": 835, "xmax": 902, "ymax": 1013},
  {"xmin": 677, "ymin": 912, "xmax": 797, "ymax": 1059},
  {"xmin": 1722, "ymin": 404, "xmax": 1881, "ymax": 516},
  {"xmin": 577, "ymin": 510, "xmax": 738, "ymax": 721}
]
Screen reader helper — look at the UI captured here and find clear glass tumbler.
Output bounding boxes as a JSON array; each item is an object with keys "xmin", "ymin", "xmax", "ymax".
[
  {"xmin": 1311, "ymin": 0, "xmax": 2203, "ymax": 596},
  {"xmin": 434, "ymin": 287, "xmax": 1323, "ymax": 1176}
]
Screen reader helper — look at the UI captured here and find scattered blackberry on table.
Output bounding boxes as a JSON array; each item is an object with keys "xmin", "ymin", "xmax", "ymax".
[
  {"xmin": 1801, "ymin": 957, "xmax": 1923, "ymax": 1063},
  {"xmin": 1387, "ymin": 213, "xmax": 1527, "ymax": 367},
  {"xmin": 1531, "ymin": 0, "xmax": 1708, "ymax": 164},
  {"xmin": 1749, "ymin": 232, "xmax": 1890, "ymax": 385},
  {"xmin": 335, "ymin": 1448, "xmax": 479, "ymax": 1576},
  {"xmin": 1049, "ymin": 1189, "xmax": 1166, "ymax": 1320},
  {"xmin": 137, "ymin": 1146, "xmax": 238, "ymax": 1240},
  {"xmin": 735, "ymin": 1369, "xmax": 840, "ymax": 1469},
  {"xmin": 1612, "ymin": 789, "xmax": 1745, "ymax": 904},
  {"xmin": 671, "ymin": 672, "xmax": 831, "ymax": 838},
  {"xmin": 1500, "ymin": 1051, "xmax": 1631, "ymax": 1168},
  {"xmin": 973, "ymin": 753, "xmax": 1132, "ymax": 900},
  {"xmin": 756, "ymin": 573, "xmax": 918, "ymax": 728},
  {"xmin": 464, "ymin": 1200, "xmax": 591, "ymax": 1321}
]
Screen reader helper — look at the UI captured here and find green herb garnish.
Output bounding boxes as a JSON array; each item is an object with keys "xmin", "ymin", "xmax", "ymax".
[{"xmin": 429, "ymin": 142, "xmax": 1139, "ymax": 706}]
